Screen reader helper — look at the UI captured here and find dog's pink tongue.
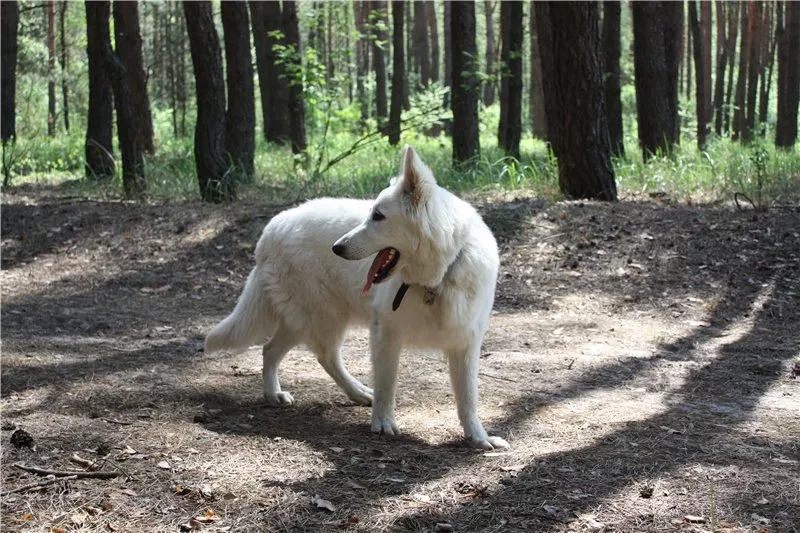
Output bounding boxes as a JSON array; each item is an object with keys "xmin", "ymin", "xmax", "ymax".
[{"xmin": 362, "ymin": 249, "xmax": 391, "ymax": 296}]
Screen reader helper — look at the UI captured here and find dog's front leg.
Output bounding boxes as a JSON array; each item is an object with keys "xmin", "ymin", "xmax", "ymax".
[
  {"xmin": 370, "ymin": 318, "xmax": 401, "ymax": 436},
  {"xmin": 446, "ymin": 344, "xmax": 509, "ymax": 450}
]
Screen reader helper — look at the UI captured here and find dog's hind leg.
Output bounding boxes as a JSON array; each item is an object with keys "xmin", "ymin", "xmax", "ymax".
[
  {"xmin": 308, "ymin": 334, "xmax": 374, "ymax": 406},
  {"xmin": 446, "ymin": 344, "xmax": 509, "ymax": 450},
  {"xmin": 262, "ymin": 324, "xmax": 298, "ymax": 406}
]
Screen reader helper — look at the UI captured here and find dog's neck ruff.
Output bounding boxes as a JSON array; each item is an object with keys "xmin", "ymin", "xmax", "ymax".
[{"xmin": 391, "ymin": 246, "xmax": 464, "ymax": 311}]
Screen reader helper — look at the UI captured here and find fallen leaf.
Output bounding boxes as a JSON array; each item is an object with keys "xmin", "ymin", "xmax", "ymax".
[
  {"xmin": 499, "ymin": 464, "xmax": 525, "ymax": 472},
  {"xmin": 106, "ymin": 523, "xmax": 120, "ymax": 531},
  {"xmin": 199, "ymin": 484, "xmax": 214, "ymax": 500},
  {"xmin": 312, "ymin": 495, "xmax": 336, "ymax": 512},
  {"xmin": 751, "ymin": 513, "xmax": 770, "ymax": 525},
  {"xmin": 435, "ymin": 523, "xmax": 454, "ymax": 532},
  {"xmin": 684, "ymin": 515, "xmax": 706, "ymax": 523},
  {"xmin": 18, "ymin": 513, "xmax": 34, "ymax": 521},
  {"xmin": 347, "ymin": 480, "xmax": 366, "ymax": 490},
  {"xmin": 51, "ymin": 528, "xmax": 66, "ymax": 533},
  {"xmin": 70, "ymin": 513, "xmax": 86, "ymax": 526},
  {"xmin": 202, "ymin": 509, "xmax": 218, "ymax": 522},
  {"xmin": 329, "ymin": 446, "xmax": 344, "ymax": 453},
  {"xmin": 157, "ymin": 460, "xmax": 171, "ymax": 470}
]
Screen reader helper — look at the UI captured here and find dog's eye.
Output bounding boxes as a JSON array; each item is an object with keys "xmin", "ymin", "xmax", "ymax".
[{"xmin": 372, "ymin": 211, "xmax": 385, "ymax": 222}]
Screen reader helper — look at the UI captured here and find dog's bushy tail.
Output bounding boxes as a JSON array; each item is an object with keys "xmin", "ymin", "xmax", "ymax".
[{"xmin": 205, "ymin": 267, "xmax": 273, "ymax": 354}]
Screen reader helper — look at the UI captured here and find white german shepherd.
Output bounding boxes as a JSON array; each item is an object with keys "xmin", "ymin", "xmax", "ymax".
[{"xmin": 205, "ymin": 146, "xmax": 508, "ymax": 449}]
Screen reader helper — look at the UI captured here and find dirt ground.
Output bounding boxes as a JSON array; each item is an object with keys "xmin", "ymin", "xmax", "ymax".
[{"xmin": 2, "ymin": 183, "xmax": 798, "ymax": 533}]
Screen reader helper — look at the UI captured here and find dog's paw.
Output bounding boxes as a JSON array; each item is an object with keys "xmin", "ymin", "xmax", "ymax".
[
  {"xmin": 371, "ymin": 416, "xmax": 399, "ymax": 436},
  {"xmin": 347, "ymin": 387, "xmax": 374, "ymax": 406},
  {"xmin": 471, "ymin": 435, "xmax": 510, "ymax": 450},
  {"xmin": 264, "ymin": 391, "xmax": 295, "ymax": 407}
]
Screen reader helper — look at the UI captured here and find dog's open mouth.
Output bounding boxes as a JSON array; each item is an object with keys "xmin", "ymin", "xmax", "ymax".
[{"xmin": 361, "ymin": 247, "xmax": 400, "ymax": 295}]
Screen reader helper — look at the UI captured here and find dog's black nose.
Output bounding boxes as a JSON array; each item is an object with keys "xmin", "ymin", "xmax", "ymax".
[{"xmin": 332, "ymin": 243, "xmax": 345, "ymax": 257}]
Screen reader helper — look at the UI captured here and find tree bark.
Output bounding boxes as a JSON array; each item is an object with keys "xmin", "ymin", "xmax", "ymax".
[
  {"xmin": 47, "ymin": 0, "xmax": 56, "ymax": 136},
  {"xmin": 701, "ymin": 0, "xmax": 713, "ymax": 126},
  {"xmin": 84, "ymin": 1, "xmax": 115, "ymax": 181},
  {"xmin": 389, "ymin": 1, "xmax": 405, "ymax": 145},
  {"xmin": 689, "ymin": 0, "xmax": 708, "ymax": 149},
  {"xmin": 221, "ymin": 1, "xmax": 255, "ymax": 181},
  {"xmin": 250, "ymin": 1, "xmax": 290, "ymax": 144},
  {"xmin": 282, "ymin": 0, "xmax": 307, "ymax": 154},
  {"xmin": 724, "ymin": 2, "xmax": 740, "ymax": 134},
  {"xmin": 776, "ymin": 0, "xmax": 800, "ymax": 147},
  {"xmin": 632, "ymin": 1, "xmax": 682, "ymax": 159},
  {"xmin": 356, "ymin": 1, "xmax": 369, "ymax": 123},
  {"xmin": 529, "ymin": 2, "xmax": 547, "ymax": 140},
  {"xmin": 426, "ymin": 0, "xmax": 439, "ymax": 84},
  {"xmin": 184, "ymin": 1, "xmax": 235, "ymax": 202},
  {"xmin": 745, "ymin": 1, "xmax": 762, "ymax": 140},
  {"xmin": 2, "ymin": 0, "xmax": 19, "ymax": 147},
  {"xmin": 733, "ymin": 1, "xmax": 750, "ymax": 141},
  {"xmin": 498, "ymin": 0, "xmax": 522, "ymax": 159},
  {"xmin": 713, "ymin": 0, "xmax": 727, "ymax": 136},
  {"xmin": 414, "ymin": 0, "xmax": 431, "ymax": 88},
  {"xmin": 451, "ymin": 0, "xmax": 479, "ymax": 164},
  {"xmin": 59, "ymin": 2, "xmax": 69, "ymax": 132},
  {"xmin": 373, "ymin": 1, "xmax": 389, "ymax": 124},
  {"xmin": 483, "ymin": 0, "xmax": 495, "ymax": 106},
  {"xmin": 113, "ymin": 1, "xmax": 154, "ymax": 154},
  {"xmin": 536, "ymin": 1, "xmax": 615, "ymax": 201},
  {"xmin": 108, "ymin": 6, "xmax": 145, "ymax": 199},
  {"xmin": 602, "ymin": 0, "xmax": 623, "ymax": 157}
]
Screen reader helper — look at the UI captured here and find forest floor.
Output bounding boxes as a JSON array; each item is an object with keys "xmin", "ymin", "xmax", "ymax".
[{"xmin": 2, "ymin": 183, "xmax": 799, "ymax": 533}]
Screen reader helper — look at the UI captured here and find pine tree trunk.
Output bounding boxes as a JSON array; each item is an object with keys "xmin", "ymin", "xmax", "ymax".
[
  {"xmin": 250, "ymin": 1, "xmax": 290, "ymax": 144},
  {"xmin": 713, "ymin": 0, "xmax": 727, "ymax": 136},
  {"xmin": 1, "ymin": 0, "xmax": 19, "ymax": 185},
  {"xmin": 701, "ymin": 1, "xmax": 713, "ymax": 126},
  {"xmin": 414, "ymin": 0, "xmax": 431, "ymax": 88},
  {"xmin": 221, "ymin": 1, "xmax": 255, "ymax": 180},
  {"xmin": 633, "ymin": 1, "xmax": 682, "ymax": 159},
  {"xmin": 451, "ymin": 0, "xmax": 479, "ymax": 164},
  {"xmin": 689, "ymin": 0, "xmax": 708, "ymax": 149},
  {"xmin": 47, "ymin": 0, "xmax": 56, "ymax": 136},
  {"xmin": 498, "ymin": 0, "xmax": 522, "ymax": 159},
  {"xmin": 442, "ymin": 0, "xmax": 451, "ymax": 132},
  {"xmin": 356, "ymin": 1, "xmax": 369, "ymax": 123},
  {"xmin": 84, "ymin": 1, "xmax": 115, "ymax": 181},
  {"xmin": 426, "ymin": 0, "xmax": 439, "ymax": 84},
  {"xmin": 529, "ymin": 2, "xmax": 547, "ymax": 140},
  {"xmin": 535, "ymin": 1, "xmax": 616, "ymax": 201},
  {"xmin": 685, "ymin": 16, "xmax": 692, "ymax": 99},
  {"xmin": 745, "ymin": 1, "xmax": 762, "ymax": 140},
  {"xmin": 776, "ymin": 0, "xmax": 800, "ymax": 147},
  {"xmin": 724, "ymin": 2, "xmax": 740, "ymax": 134},
  {"xmin": 59, "ymin": 2, "xmax": 69, "ymax": 133},
  {"xmin": 373, "ymin": 1, "xmax": 389, "ymax": 124},
  {"xmin": 282, "ymin": 0, "xmax": 307, "ymax": 154},
  {"xmin": 602, "ymin": 0, "xmax": 623, "ymax": 157},
  {"xmin": 733, "ymin": 1, "xmax": 750, "ymax": 141},
  {"xmin": 483, "ymin": 0, "xmax": 495, "ymax": 106},
  {"xmin": 389, "ymin": 0, "xmax": 404, "ymax": 145},
  {"xmin": 184, "ymin": 1, "xmax": 235, "ymax": 202},
  {"xmin": 113, "ymin": 1, "xmax": 154, "ymax": 154}
]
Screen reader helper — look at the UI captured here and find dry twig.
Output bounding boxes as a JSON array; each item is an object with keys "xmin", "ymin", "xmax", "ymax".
[
  {"xmin": 1, "ymin": 475, "xmax": 78, "ymax": 496},
  {"xmin": 13, "ymin": 463, "xmax": 120, "ymax": 479}
]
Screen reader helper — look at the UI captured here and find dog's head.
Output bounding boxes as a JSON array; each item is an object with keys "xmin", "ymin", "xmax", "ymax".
[{"xmin": 332, "ymin": 145, "xmax": 437, "ymax": 295}]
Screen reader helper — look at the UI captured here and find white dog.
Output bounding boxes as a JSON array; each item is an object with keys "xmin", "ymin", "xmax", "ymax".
[{"xmin": 205, "ymin": 146, "xmax": 508, "ymax": 449}]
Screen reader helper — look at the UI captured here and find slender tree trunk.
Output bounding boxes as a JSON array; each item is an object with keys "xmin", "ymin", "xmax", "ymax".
[
  {"xmin": 404, "ymin": 0, "xmax": 412, "ymax": 108},
  {"xmin": 713, "ymin": 0, "xmax": 727, "ymax": 136},
  {"xmin": 344, "ymin": 2, "xmax": 353, "ymax": 102},
  {"xmin": 1, "ymin": 0, "xmax": 19, "ymax": 186},
  {"xmin": 451, "ymin": 0, "xmax": 479, "ymax": 164},
  {"xmin": 685, "ymin": 15, "xmax": 692, "ymax": 99},
  {"xmin": 109, "ymin": 3, "xmax": 145, "ymax": 198},
  {"xmin": 373, "ymin": 1, "xmax": 389, "ymax": 124},
  {"xmin": 442, "ymin": 0, "xmax": 451, "ymax": 132},
  {"xmin": 724, "ymin": 2, "xmax": 740, "ymax": 134},
  {"xmin": 221, "ymin": 1, "xmax": 255, "ymax": 180},
  {"xmin": 776, "ymin": 0, "xmax": 800, "ymax": 147},
  {"xmin": 689, "ymin": 1, "xmax": 708, "ymax": 149},
  {"xmin": 184, "ymin": 1, "xmax": 235, "ymax": 202},
  {"xmin": 483, "ymin": 0, "xmax": 495, "ymax": 106},
  {"xmin": 356, "ymin": 1, "xmax": 369, "ymax": 123},
  {"xmin": 251, "ymin": 1, "xmax": 290, "ymax": 144},
  {"xmin": 113, "ymin": 1, "xmax": 154, "ymax": 154},
  {"xmin": 535, "ymin": 1, "xmax": 616, "ymax": 201},
  {"xmin": 59, "ymin": 2, "xmax": 69, "ymax": 133},
  {"xmin": 760, "ymin": 2, "xmax": 778, "ymax": 127},
  {"xmin": 47, "ymin": 0, "xmax": 56, "ymax": 136},
  {"xmin": 426, "ymin": 0, "xmax": 439, "ymax": 84},
  {"xmin": 498, "ymin": 0, "xmax": 522, "ymax": 159},
  {"xmin": 602, "ymin": 0, "xmax": 623, "ymax": 157},
  {"xmin": 701, "ymin": 0, "xmax": 713, "ymax": 126},
  {"xmin": 84, "ymin": 1, "xmax": 115, "ymax": 181},
  {"xmin": 389, "ymin": 1, "xmax": 405, "ymax": 145},
  {"xmin": 327, "ymin": 2, "xmax": 334, "ymax": 80},
  {"xmin": 733, "ymin": 1, "xmax": 750, "ymax": 141},
  {"xmin": 282, "ymin": 0, "xmax": 307, "ymax": 154},
  {"xmin": 166, "ymin": 2, "xmax": 177, "ymax": 137},
  {"xmin": 529, "ymin": 1, "xmax": 547, "ymax": 140},
  {"xmin": 414, "ymin": 0, "xmax": 431, "ymax": 88},
  {"xmin": 633, "ymin": 1, "xmax": 683, "ymax": 159},
  {"xmin": 745, "ymin": 1, "xmax": 762, "ymax": 140},
  {"xmin": 177, "ymin": 8, "xmax": 188, "ymax": 137}
]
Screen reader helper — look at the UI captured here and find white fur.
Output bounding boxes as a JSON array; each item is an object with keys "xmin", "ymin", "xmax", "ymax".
[{"xmin": 205, "ymin": 145, "xmax": 508, "ymax": 449}]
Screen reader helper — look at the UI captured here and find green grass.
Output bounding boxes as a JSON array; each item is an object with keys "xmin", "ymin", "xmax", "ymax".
[{"xmin": 3, "ymin": 104, "xmax": 798, "ymax": 206}]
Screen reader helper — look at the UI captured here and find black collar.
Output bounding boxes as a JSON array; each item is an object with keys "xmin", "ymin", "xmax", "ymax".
[{"xmin": 391, "ymin": 246, "xmax": 464, "ymax": 311}]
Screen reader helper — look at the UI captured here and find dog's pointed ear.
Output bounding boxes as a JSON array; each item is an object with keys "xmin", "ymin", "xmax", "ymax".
[{"xmin": 399, "ymin": 145, "xmax": 435, "ymax": 205}]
